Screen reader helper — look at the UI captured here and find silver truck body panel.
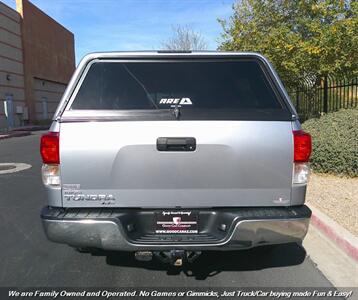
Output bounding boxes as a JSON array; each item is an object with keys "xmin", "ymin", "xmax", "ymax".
[{"xmin": 60, "ymin": 120, "xmax": 294, "ymax": 208}]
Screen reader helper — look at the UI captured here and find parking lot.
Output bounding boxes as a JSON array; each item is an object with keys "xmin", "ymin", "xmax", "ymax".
[{"xmin": 0, "ymin": 132, "xmax": 334, "ymax": 288}]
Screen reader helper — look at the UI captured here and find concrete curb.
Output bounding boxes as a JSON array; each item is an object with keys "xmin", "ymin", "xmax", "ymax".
[
  {"xmin": 0, "ymin": 131, "xmax": 31, "ymax": 140},
  {"xmin": 11, "ymin": 125, "xmax": 50, "ymax": 132},
  {"xmin": 308, "ymin": 203, "xmax": 358, "ymax": 262}
]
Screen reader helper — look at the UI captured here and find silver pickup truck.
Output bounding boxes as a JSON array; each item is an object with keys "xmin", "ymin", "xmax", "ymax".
[{"xmin": 40, "ymin": 51, "xmax": 312, "ymax": 266}]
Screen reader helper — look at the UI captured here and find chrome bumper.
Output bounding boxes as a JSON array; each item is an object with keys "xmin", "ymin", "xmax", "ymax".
[{"xmin": 41, "ymin": 207, "xmax": 310, "ymax": 251}]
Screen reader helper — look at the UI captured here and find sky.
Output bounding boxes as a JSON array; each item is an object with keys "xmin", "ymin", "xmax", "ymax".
[{"xmin": 3, "ymin": 0, "xmax": 235, "ymax": 64}]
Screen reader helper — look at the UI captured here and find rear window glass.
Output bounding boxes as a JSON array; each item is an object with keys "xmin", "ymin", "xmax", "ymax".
[{"xmin": 70, "ymin": 60, "xmax": 290, "ymax": 119}]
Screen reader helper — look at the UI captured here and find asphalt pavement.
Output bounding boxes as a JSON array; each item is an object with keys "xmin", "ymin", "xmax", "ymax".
[{"xmin": 0, "ymin": 132, "xmax": 334, "ymax": 287}]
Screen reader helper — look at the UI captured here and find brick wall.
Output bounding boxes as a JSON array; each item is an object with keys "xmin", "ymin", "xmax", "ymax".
[
  {"xmin": 0, "ymin": 1, "xmax": 25, "ymax": 130},
  {"xmin": 0, "ymin": 0, "xmax": 75, "ymax": 130},
  {"xmin": 16, "ymin": 0, "xmax": 75, "ymax": 124}
]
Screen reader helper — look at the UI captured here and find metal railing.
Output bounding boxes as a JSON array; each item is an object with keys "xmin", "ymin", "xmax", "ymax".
[{"xmin": 288, "ymin": 76, "xmax": 358, "ymax": 121}]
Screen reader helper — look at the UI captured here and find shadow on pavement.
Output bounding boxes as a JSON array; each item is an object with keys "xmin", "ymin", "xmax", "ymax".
[{"xmin": 91, "ymin": 243, "xmax": 306, "ymax": 280}]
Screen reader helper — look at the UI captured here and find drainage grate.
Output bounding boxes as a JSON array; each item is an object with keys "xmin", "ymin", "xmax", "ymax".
[
  {"xmin": 0, "ymin": 163, "xmax": 32, "ymax": 174},
  {"xmin": 0, "ymin": 164, "xmax": 16, "ymax": 171}
]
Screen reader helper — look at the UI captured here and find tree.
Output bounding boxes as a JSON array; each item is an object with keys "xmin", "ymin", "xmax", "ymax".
[
  {"xmin": 218, "ymin": 0, "xmax": 358, "ymax": 89},
  {"xmin": 162, "ymin": 25, "xmax": 208, "ymax": 51}
]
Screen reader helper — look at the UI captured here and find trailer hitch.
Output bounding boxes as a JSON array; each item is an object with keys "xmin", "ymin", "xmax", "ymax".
[{"xmin": 153, "ymin": 250, "xmax": 202, "ymax": 266}]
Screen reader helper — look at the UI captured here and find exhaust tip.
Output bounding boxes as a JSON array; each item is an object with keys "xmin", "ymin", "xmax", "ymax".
[{"xmin": 134, "ymin": 251, "xmax": 153, "ymax": 262}]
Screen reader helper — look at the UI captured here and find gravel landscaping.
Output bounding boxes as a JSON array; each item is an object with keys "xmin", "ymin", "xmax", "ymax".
[{"xmin": 306, "ymin": 172, "xmax": 358, "ymax": 236}]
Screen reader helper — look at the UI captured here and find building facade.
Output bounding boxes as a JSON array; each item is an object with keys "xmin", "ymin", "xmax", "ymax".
[{"xmin": 0, "ymin": 0, "xmax": 75, "ymax": 130}]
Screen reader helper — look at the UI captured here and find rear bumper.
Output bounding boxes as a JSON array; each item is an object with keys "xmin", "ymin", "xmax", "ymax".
[{"xmin": 41, "ymin": 206, "xmax": 311, "ymax": 251}]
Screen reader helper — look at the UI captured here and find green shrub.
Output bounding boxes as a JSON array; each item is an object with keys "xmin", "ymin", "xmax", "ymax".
[{"xmin": 302, "ymin": 108, "xmax": 358, "ymax": 177}]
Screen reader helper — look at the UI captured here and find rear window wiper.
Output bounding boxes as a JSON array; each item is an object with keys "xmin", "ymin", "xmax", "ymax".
[{"xmin": 171, "ymin": 104, "xmax": 181, "ymax": 120}]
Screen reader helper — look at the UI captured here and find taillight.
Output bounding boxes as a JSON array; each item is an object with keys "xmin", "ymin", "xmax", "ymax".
[
  {"xmin": 293, "ymin": 130, "xmax": 312, "ymax": 162},
  {"xmin": 293, "ymin": 130, "xmax": 312, "ymax": 184},
  {"xmin": 41, "ymin": 132, "xmax": 60, "ymax": 186},
  {"xmin": 40, "ymin": 132, "xmax": 59, "ymax": 164},
  {"xmin": 42, "ymin": 164, "xmax": 61, "ymax": 186}
]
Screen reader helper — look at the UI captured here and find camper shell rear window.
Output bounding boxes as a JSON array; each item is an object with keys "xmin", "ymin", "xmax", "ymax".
[{"xmin": 68, "ymin": 59, "xmax": 292, "ymax": 121}]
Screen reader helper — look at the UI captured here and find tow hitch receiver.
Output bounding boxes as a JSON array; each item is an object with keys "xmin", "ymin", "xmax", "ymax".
[{"xmin": 153, "ymin": 250, "xmax": 202, "ymax": 266}]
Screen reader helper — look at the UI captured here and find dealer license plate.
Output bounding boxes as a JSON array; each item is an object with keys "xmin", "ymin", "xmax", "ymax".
[{"xmin": 155, "ymin": 211, "xmax": 198, "ymax": 234}]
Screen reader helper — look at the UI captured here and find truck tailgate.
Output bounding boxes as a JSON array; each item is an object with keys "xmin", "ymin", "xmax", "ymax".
[{"xmin": 60, "ymin": 120, "xmax": 293, "ymax": 207}]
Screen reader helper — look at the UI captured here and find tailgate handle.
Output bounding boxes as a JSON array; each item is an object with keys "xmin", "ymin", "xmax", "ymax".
[{"xmin": 157, "ymin": 137, "xmax": 196, "ymax": 151}]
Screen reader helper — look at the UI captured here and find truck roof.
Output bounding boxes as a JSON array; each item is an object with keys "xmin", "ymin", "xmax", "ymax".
[{"xmin": 79, "ymin": 51, "xmax": 267, "ymax": 62}]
